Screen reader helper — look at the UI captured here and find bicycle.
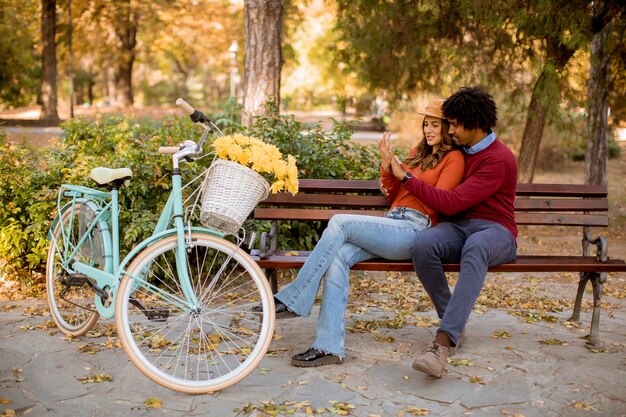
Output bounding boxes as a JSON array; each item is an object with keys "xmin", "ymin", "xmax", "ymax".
[{"xmin": 45, "ymin": 99, "xmax": 275, "ymax": 394}]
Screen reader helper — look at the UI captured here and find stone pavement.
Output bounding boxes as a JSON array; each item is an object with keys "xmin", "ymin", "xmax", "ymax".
[{"xmin": 1, "ymin": 295, "xmax": 625, "ymax": 417}]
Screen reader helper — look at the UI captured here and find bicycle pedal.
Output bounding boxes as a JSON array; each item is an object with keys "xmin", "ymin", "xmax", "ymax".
[{"xmin": 129, "ymin": 298, "xmax": 170, "ymax": 322}]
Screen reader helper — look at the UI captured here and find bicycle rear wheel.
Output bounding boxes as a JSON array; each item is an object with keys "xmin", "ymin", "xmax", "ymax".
[
  {"xmin": 115, "ymin": 233, "xmax": 275, "ymax": 394},
  {"xmin": 46, "ymin": 202, "xmax": 109, "ymax": 335}
]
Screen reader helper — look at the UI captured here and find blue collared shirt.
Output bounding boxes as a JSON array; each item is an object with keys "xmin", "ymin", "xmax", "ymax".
[{"xmin": 463, "ymin": 130, "xmax": 496, "ymax": 154}]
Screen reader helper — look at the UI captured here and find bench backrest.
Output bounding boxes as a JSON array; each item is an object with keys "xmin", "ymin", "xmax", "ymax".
[{"xmin": 253, "ymin": 180, "xmax": 609, "ymax": 227}]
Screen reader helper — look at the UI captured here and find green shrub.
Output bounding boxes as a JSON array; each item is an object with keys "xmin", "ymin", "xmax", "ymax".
[{"xmin": 0, "ymin": 111, "xmax": 379, "ymax": 282}]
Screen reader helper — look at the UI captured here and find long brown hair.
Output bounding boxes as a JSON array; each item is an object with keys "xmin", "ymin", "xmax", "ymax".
[{"xmin": 404, "ymin": 118, "xmax": 456, "ymax": 171}]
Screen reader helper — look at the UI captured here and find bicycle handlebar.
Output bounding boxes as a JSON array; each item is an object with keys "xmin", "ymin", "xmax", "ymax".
[
  {"xmin": 175, "ymin": 98, "xmax": 194, "ymax": 115},
  {"xmin": 158, "ymin": 146, "xmax": 181, "ymax": 154},
  {"xmin": 176, "ymin": 97, "xmax": 212, "ymax": 127}
]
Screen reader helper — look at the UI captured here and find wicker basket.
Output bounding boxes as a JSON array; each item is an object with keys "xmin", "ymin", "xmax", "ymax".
[{"xmin": 200, "ymin": 159, "xmax": 270, "ymax": 235}]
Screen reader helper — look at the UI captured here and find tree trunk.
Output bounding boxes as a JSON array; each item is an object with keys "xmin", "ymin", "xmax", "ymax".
[
  {"xmin": 40, "ymin": 0, "xmax": 60, "ymax": 123},
  {"xmin": 585, "ymin": 2, "xmax": 614, "ymax": 186},
  {"xmin": 517, "ymin": 70, "xmax": 549, "ymax": 183},
  {"xmin": 115, "ymin": 55, "xmax": 134, "ymax": 107},
  {"xmin": 113, "ymin": 0, "xmax": 138, "ymax": 107},
  {"xmin": 243, "ymin": 0, "xmax": 283, "ymax": 127},
  {"xmin": 517, "ymin": 37, "xmax": 576, "ymax": 183},
  {"xmin": 106, "ymin": 64, "xmax": 116, "ymax": 105}
]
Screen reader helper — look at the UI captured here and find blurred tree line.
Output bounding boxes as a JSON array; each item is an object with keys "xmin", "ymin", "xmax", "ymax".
[
  {"xmin": 1, "ymin": 0, "xmax": 243, "ymax": 110},
  {"xmin": 333, "ymin": 0, "xmax": 625, "ymax": 182},
  {"xmin": 0, "ymin": 0, "xmax": 624, "ymax": 183}
]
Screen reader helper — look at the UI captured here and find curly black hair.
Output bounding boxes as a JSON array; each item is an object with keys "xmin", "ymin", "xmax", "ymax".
[{"xmin": 442, "ymin": 87, "xmax": 497, "ymax": 131}]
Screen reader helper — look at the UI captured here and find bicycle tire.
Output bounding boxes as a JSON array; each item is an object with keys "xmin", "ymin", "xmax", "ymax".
[
  {"xmin": 46, "ymin": 201, "xmax": 109, "ymax": 335},
  {"xmin": 115, "ymin": 233, "xmax": 275, "ymax": 394}
]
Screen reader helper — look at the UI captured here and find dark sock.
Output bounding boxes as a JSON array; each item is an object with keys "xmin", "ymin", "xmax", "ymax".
[{"xmin": 435, "ymin": 331, "xmax": 452, "ymax": 348}]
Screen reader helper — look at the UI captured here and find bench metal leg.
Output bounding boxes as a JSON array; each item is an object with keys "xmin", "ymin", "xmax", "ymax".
[
  {"xmin": 263, "ymin": 268, "xmax": 278, "ymax": 294},
  {"xmin": 586, "ymin": 271, "xmax": 607, "ymax": 348},
  {"xmin": 569, "ymin": 272, "xmax": 590, "ymax": 323},
  {"xmin": 570, "ymin": 271, "xmax": 606, "ymax": 348}
]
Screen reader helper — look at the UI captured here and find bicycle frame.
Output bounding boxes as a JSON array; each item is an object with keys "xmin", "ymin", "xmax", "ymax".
[{"xmin": 53, "ymin": 162, "xmax": 223, "ymax": 319}]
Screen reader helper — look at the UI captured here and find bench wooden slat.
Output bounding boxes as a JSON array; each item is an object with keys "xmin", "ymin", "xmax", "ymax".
[
  {"xmin": 514, "ymin": 213, "xmax": 608, "ymax": 227},
  {"xmin": 513, "ymin": 199, "xmax": 608, "ymax": 211},
  {"xmin": 254, "ymin": 208, "xmax": 385, "ymax": 221},
  {"xmin": 515, "ymin": 183, "xmax": 608, "ymax": 197},
  {"xmin": 253, "ymin": 208, "xmax": 609, "ymax": 226},
  {"xmin": 261, "ymin": 193, "xmax": 390, "ymax": 208},
  {"xmin": 295, "ymin": 180, "xmax": 608, "ymax": 198},
  {"xmin": 250, "ymin": 251, "xmax": 626, "ymax": 273},
  {"xmin": 297, "ymin": 179, "xmax": 381, "ymax": 193},
  {"xmin": 259, "ymin": 195, "xmax": 608, "ymax": 212}
]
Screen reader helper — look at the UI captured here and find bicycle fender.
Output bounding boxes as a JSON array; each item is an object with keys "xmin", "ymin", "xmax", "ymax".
[{"xmin": 47, "ymin": 198, "xmax": 105, "ymax": 240}]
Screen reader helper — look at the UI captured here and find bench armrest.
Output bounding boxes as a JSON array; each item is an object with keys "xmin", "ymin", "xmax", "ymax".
[
  {"xmin": 583, "ymin": 227, "xmax": 608, "ymax": 262},
  {"xmin": 258, "ymin": 221, "xmax": 279, "ymax": 260}
]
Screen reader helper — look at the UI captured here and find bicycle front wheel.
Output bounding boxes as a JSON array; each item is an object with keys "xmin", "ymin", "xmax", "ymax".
[
  {"xmin": 46, "ymin": 202, "xmax": 109, "ymax": 336},
  {"xmin": 115, "ymin": 233, "xmax": 275, "ymax": 394}
]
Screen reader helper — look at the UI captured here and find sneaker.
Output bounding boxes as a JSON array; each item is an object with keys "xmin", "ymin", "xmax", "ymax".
[
  {"xmin": 412, "ymin": 341, "xmax": 449, "ymax": 377},
  {"xmin": 449, "ymin": 330, "xmax": 467, "ymax": 356},
  {"xmin": 251, "ymin": 297, "xmax": 298, "ymax": 319},
  {"xmin": 291, "ymin": 348, "xmax": 342, "ymax": 367}
]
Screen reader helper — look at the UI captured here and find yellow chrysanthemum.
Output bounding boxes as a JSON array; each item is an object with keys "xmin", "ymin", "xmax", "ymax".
[{"xmin": 211, "ymin": 135, "xmax": 299, "ymax": 194}]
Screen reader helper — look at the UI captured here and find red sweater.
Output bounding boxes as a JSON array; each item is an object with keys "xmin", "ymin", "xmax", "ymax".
[{"xmin": 403, "ymin": 139, "xmax": 518, "ymax": 239}]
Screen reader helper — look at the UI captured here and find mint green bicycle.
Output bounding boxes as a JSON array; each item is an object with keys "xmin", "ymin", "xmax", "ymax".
[{"xmin": 45, "ymin": 99, "xmax": 275, "ymax": 394}]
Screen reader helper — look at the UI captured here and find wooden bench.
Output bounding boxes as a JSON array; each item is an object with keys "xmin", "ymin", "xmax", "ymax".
[{"xmin": 249, "ymin": 179, "xmax": 626, "ymax": 347}]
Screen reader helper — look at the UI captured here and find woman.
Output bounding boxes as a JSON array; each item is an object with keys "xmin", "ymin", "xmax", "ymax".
[{"xmin": 260, "ymin": 99, "xmax": 465, "ymax": 367}]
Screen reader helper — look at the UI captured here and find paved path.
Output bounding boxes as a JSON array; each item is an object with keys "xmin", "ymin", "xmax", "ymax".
[{"xmin": 1, "ymin": 294, "xmax": 624, "ymax": 417}]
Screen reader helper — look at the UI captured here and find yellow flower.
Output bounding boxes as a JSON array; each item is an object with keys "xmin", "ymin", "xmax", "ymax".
[{"xmin": 212, "ymin": 135, "xmax": 299, "ymax": 195}]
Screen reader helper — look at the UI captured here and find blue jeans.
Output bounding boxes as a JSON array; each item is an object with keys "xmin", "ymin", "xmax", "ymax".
[
  {"xmin": 411, "ymin": 219, "xmax": 517, "ymax": 346},
  {"xmin": 275, "ymin": 208, "xmax": 431, "ymax": 358}
]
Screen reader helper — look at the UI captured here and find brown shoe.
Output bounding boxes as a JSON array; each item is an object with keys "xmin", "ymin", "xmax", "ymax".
[{"xmin": 412, "ymin": 341, "xmax": 449, "ymax": 377}]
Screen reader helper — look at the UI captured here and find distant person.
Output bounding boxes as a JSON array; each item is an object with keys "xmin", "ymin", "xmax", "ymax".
[
  {"xmin": 387, "ymin": 87, "xmax": 517, "ymax": 377},
  {"xmin": 255, "ymin": 100, "xmax": 465, "ymax": 366}
]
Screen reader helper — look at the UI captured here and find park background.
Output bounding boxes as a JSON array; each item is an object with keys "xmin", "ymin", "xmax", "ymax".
[
  {"xmin": 0, "ymin": 1, "xmax": 625, "ymax": 317},
  {"xmin": 1, "ymin": 0, "xmax": 625, "ymax": 298},
  {"xmin": 0, "ymin": 1, "xmax": 626, "ymax": 416}
]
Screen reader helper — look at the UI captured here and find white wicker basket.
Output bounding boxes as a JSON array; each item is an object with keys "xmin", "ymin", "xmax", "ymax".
[{"xmin": 200, "ymin": 159, "xmax": 270, "ymax": 235}]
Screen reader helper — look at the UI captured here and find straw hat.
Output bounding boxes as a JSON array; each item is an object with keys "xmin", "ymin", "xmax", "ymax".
[{"xmin": 417, "ymin": 99, "xmax": 445, "ymax": 119}]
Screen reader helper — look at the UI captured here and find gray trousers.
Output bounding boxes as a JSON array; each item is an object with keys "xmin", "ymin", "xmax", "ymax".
[{"xmin": 411, "ymin": 218, "xmax": 517, "ymax": 346}]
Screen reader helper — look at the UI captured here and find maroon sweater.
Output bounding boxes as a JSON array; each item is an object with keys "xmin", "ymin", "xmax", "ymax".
[{"xmin": 403, "ymin": 139, "xmax": 518, "ymax": 239}]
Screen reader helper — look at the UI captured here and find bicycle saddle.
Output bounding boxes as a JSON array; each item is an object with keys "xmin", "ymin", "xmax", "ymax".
[{"xmin": 90, "ymin": 167, "xmax": 133, "ymax": 188}]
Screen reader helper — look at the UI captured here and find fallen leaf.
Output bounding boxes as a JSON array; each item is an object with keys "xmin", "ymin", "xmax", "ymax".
[
  {"xmin": 78, "ymin": 373, "xmax": 113, "ymax": 384},
  {"xmin": 573, "ymin": 401, "xmax": 596, "ymax": 411},
  {"xmin": 469, "ymin": 376, "xmax": 484, "ymax": 384},
  {"xmin": 145, "ymin": 398, "xmax": 163, "ymax": 409},
  {"xmin": 492, "ymin": 330, "xmax": 511, "ymax": 339},
  {"xmin": 406, "ymin": 407, "xmax": 429, "ymax": 415},
  {"xmin": 539, "ymin": 339, "xmax": 567, "ymax": 345},
  {"xmin": 447, "ymin": 358, "xmax": 474, "ymax": 367}
]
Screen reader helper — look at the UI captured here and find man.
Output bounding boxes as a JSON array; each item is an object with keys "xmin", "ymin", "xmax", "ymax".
[{"xmin": 387, "ymin": 87, "xmax": 518, "ymax": 377}]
